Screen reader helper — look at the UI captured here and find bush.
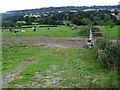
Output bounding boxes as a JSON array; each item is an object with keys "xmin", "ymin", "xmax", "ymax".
[
  {"xmin": 91, "ymin": 27, "xmax": 102, "ymax": 37},
  {"xmin": 95, "ymin": 38, "xmax": 120, "ymax": 70},
  {"xmin": 17, "ymin": 22, "xmax": 23, "ymax": 28},
  {"xmin": 78, "ymin": 26, "xmax": 103, "ymax": 37},
  {"xmin": 2, "ymin": 20, "xmax": 16, "ymax": 28},
  {"xmin": 78, "ymin": 26, "xmax": 89, "ymax": 36}
]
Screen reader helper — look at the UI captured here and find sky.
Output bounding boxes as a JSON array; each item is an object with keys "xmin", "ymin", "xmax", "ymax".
[{"xmin": 0, "ymin": 0, "xmax": 119, "ymax": 13}]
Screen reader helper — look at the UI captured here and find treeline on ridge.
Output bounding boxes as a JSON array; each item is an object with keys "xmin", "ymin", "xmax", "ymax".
[{"xmin": 2, "ymin": 10, "xmax": 120, "ymax": 28}]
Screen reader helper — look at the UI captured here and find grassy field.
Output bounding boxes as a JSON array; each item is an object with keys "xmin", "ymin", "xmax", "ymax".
[
  {"xmin": 2, "ymin": 25, "xmax": 119, "ymax": 88},
  {"xmin": 2, "ymin": 25, "xmax": 119, "ymax": 38},
  {"xmin": 2, "ymin": 26, "xmax": 80, "ymax": 38},
  {"xmin": 3, "ymin": 43, "xmax": 118, "ymax": 88},
  {"xmin": 96, "ymin": 26, "xmax": 119, "ymax": 39}
]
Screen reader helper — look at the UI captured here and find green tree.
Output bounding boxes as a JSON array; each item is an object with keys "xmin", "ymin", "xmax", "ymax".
[
  {"xmin": 103, "ymin": 14, "xmax": 115, "ymax": 37},
  {"xmin": 2, "ymin": 20, "xmax": 16, "ymax": 28},
  {"xmin": 24, "ymin": 16, "xmax": 32, "ymax": 25},
  {"xmin": 17, "ymin": 22, "xmax": 23, "ymax": 28},
  {"xmin": 71, "ymin": 17, "xmax": 81, "ymax": 25},
  {"xmin": 114, "ymin": 10, "xmax": 118, "ymax": 15},
  {"xmin": 81, "ymin": 18, "xmax": 94, "ymax": 29}
]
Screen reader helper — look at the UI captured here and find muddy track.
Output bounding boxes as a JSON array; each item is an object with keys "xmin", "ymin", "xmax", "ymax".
[
  {"xmin": 2, "ymin": 57, "xmax": 36, "ymax": 87},
  {"xmin": 3, "ymin": 36, "xmax": 88, "ymax": 48}
]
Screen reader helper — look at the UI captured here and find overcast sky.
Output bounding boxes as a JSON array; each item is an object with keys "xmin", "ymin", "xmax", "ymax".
[{"xmin": 0, "ymin": 0, "xmax": 119, "ymax": 13}]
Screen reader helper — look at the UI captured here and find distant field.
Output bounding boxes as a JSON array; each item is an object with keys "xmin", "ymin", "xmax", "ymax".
[
  {"xmin": 2, "ymin": 25, "xmax": 119, "ymax": 39},
  {"xmin": 2, "ymin": 26, "xmax": 81, "ymax": 38},
  {"xmin": 96, "ymin": 26, "xmax": 119, "ymax": 39}
]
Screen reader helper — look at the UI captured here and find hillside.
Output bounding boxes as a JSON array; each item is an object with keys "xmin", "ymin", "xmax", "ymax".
[{"xmin": 2, "ymin": 5, "xmax": 119, "ymax": 15}]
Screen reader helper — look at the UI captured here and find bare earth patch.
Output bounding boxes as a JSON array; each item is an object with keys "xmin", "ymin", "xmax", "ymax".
[
  {"xmin": 13, "ymin": 65, "xmax": 63, "ymax": 88},
  {"xmin": 3, "ymin": 36, "xmax": 88, "ymax": 48}
]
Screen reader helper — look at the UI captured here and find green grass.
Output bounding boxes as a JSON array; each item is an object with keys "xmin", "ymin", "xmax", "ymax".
[
  {"xmin": 2, "ymin": 44, "xmax": 38, "ymax": 74},
  {"xmin": 2, "ymin": 25, "xmax": 119, "ymax": 39},
  {"xmin": 3, "ymin": 44, "xmax": 118, "ymax": 88},
  {"xmin": 2, "ymin": 26, "xmax": 80, "ymax": 38},
  {"xmin": 96, "ymin": 26, "xmax": 119, "ymax": 39},
  {"xmin": 17, "ymin": 21, "xmax": 26, "ymax": 23},
  {"xmin": 2, "ymin": 25, "xmax": 119, "ymax": 88}
]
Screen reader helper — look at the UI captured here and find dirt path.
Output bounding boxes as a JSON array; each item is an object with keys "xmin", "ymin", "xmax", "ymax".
[
  {"xmin": 27, "ymin": 37, "xmax": 88, "ymax": 48},
  {"xmin": 2, "ymin": 57, "xmax": 36, "ymax": 87},
  {"xmin": 3, "ymin": 36, "xmax": 88, "ymax": 48},
  {"xmin": 14, "ymin": 65, "xmax": 63, "ymax": 88},
  {"xmin": 2, "ymin": 65, "xmax": 24, "ymax": 86}
]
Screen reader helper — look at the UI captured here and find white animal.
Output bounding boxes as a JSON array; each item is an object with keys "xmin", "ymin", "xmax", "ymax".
[{"xmin": 21, "ymin": 30, "xmax": 25, "ymax": 32}]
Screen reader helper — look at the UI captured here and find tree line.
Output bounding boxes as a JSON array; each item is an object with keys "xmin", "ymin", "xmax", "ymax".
[
  {"xmin": 6, "ymin": 5, "xmax": 119, "ymax": 14},
  {"xmin": 2, "ymin": 10, "xmax": 119, "ymax": 28}
]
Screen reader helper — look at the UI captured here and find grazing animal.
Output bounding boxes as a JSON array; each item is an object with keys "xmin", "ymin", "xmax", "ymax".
[
  {"xmin": 71, "ymin": 27, "xmax": 74, "ymax": 30},
  {"xmin": 9, "ymin": 28, "xmax": 25, "ymax": 33},
  {"xmin": 33, "ymin": 28, "xmax": 36, "ymax": 31},
  {"xmin": 32, "ymin": 27, "xmax": 36, "ymax": 31},
  {"xmin": 14, "ymin": 29, "xmax": 20, "ymax": 33},
  {"xmin": 21, "ymin": 30, "xmax": 25, "ymax": 32}
]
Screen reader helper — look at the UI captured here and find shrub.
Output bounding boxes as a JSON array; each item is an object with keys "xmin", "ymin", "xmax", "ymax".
[
  {"xmin": 95, "ymin": 38, "xmax": 120, "ymax": 70},
  {"xmin": 2, "ymin": 20, "xmax": 16, "ymax": 28},
  {"xmin": 91, "ymin": 27, "xmax": 102, "ymax": 37},
  {"xmin": 17, "ymin": 22, "xmax": 23, "ymax": 28},
  {"xmin": 78, "ymin": 26, "xmax": 89, "ymax": 36},
  {"xmin": 78, "ymin": 26, "xmax": 103, "ymax": 37}
]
